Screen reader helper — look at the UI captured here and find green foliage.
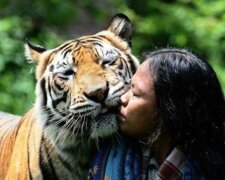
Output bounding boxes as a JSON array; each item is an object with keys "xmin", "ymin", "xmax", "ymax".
[
  {"xmin": 0, "ymin": 0, "xmax": 225, "ymax": 115},
  {"xmin": 0, "ymin": 2, "xmax": 67, "ymax": 115},
  {"xmin": 112, "ymin": 0, "xmax": 225, "ymax": 94}
]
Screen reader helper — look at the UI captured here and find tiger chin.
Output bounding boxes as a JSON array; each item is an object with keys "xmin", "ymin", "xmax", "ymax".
[{"xmin": 0, "ymin": 14, "xmax": 139, "ymax": 179}]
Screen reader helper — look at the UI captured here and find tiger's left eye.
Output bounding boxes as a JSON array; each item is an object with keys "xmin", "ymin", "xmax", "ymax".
[
  {"xmin": 58, "ymin": 69, "xmax": 75, "ymax": 79},
  {"xmin": 62, "ymin": 69, "xmax": 74, "ymax": 76}
]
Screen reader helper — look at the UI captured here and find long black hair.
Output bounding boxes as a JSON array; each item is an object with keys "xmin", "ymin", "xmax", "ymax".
[{"xmin": 145, "ymin": 48, "xmax": 225, "ymax": 179}]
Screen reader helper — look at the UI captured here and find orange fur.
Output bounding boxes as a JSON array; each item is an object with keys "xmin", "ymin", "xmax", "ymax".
[
  {"xmin": 0, "ymin": 14, "xmax": 139, "ymax": 179},
  {"xmin": 0, "ymin": 109, "xmax": 43, "ymax": 179}
]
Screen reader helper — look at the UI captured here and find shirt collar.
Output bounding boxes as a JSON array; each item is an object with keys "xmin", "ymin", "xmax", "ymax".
[{"xmin": 157, "ymin": 147, "xmax": 186, "ymax": 179}]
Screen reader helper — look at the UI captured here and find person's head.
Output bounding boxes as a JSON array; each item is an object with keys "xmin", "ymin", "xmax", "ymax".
[
  {"xmin": 119, "ymin": 47, "xmax": 225, "ymax": 178},
  {"xmin": 118, "ymin": 60, "xmax": 159, "ymax": 141}
]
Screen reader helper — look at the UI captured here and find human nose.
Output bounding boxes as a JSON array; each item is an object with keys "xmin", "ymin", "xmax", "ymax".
[{"xmin": 120, "ymin": 90, "xmax": 129, "ymax": 107}]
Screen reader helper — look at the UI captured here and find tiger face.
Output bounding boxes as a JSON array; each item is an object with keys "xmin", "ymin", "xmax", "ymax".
[{"xmin": 25, "ymin": 14, "xmax": 139, "ymax": 145}]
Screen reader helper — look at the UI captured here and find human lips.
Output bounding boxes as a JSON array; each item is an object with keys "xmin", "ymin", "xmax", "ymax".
[{"xmin": 117, "ymin": 107, "xmax": 126, "ymax": 122}]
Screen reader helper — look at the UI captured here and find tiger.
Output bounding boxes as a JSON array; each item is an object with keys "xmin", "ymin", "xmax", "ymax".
[{"xmin": 0, "ymin": 13, "xmax": 139, "ymax": 179}]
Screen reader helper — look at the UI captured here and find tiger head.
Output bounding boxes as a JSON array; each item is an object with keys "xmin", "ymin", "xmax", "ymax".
[{"xmin": 25, "ymin": 14, "xmax": 139, "ymax": 143}]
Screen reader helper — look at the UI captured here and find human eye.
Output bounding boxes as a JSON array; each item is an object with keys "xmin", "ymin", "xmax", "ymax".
[
  {"xmin": 131, "ymin": 81, "xmax": 143, "ymax": 98},
  {"xmin": 131, "ymin": 88, "xmax": 140, "ymax": 98}
]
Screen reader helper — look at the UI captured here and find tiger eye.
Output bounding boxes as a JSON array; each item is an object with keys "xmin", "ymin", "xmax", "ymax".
[{"xmin": 62, "ymin": 69, "xmax": 74, "ymax": 76}]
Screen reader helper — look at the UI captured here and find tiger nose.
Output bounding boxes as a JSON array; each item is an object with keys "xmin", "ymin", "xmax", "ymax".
[{"xmin": 84, "ymin": 81, "xmax": 109, "ymax": 103}]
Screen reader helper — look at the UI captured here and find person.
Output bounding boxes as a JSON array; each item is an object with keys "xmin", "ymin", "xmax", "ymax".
[{"xmin": 117, "ymin": 48, "xmax": 225, "ymax": 179}]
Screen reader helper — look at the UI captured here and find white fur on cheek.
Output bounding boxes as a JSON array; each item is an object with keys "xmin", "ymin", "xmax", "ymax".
[
  {"xmin": 90, "ymin": 113, "xmax": 118, "ymax": 139},
  {"xmin": 35, "ymin": 80, "xmax": 49, "ymax": 127}
]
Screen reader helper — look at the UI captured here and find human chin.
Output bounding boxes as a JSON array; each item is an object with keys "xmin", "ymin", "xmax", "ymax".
[{"xmin": 117, "ymin": 113, "xmax": 128, "ymax": 130}]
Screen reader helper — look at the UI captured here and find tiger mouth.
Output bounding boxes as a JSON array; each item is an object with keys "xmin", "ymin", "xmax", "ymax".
[
  {"xmin": 55, "ymin": 106, "xmax": 118, "ymax": 128},
  {"xmin": 94, "ymin": 106, "xmax": 119, "ymax": 121}
]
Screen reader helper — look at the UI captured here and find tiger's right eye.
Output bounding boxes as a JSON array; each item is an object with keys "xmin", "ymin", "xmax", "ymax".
[{"xmin": 100, "ymin": 52, "xmax": 118, "ymax": 68}]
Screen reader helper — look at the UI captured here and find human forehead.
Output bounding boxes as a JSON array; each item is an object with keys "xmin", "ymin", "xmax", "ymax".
[
  {"xmin": 134, "ymin": 60, "xmax": 150, "ymax": 78},
  {"xmin": 132, "ymin": 61, "xmax": 153, "ymax": 89}
]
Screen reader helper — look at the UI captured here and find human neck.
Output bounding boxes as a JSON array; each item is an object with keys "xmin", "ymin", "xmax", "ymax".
[{"xmin": 151, "ymin": 131, "xmax": 173, "ymax": 165}]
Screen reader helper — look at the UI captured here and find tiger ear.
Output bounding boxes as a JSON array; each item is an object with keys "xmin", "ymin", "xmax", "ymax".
[
  {"xmin": 24, "ymin": 39, "xmax": 46, "ymax": 63},
  {"xmin": 107, "ymin": 13, "xmax": 132, "ymax": 46}
]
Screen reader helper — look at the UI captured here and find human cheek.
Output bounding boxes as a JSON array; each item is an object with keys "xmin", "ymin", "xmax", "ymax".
[{"xmin": 124, "ymin": 100, "xmax": 139, "ymax": 122}]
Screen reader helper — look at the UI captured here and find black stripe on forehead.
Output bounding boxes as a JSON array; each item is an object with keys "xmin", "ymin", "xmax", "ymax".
[
  {"xmin": 58, "ymin": 40, "xmax": 76, "ymax": 51},
  {"xmin": 56, "ymin": 41, "xmax": 78, "ymax": 58},
  {"xmin": 93, "ymin": 42, "xmax": 103, "ymax": 47},
  {"xmin": 98, "ymin": 35, "xmax": 107, "ymax": 39},
  {"xmin": 63, "ymin": 49, "xmax": 72, "ymax": 59},
  {"xmin": 79, "ymin": 36, "xmax": 105, "ymax": 42},
  {"xmin": 58, "ymin": 45, "xmax": 73, "ymax": 59},
  {"xmin": 49, "ymin": 43, "xmax": 74, "ymax": 64}
]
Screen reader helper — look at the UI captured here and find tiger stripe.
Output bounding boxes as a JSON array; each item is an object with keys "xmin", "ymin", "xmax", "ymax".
[{"xmin": 0, "ymin": 13, "xmax": 139, "ymax": 179}]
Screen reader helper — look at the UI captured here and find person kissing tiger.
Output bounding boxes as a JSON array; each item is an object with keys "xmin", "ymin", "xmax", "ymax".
[{"xmin": 0, "ymin": 14, "xmax": 139, "ymax": 179}]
